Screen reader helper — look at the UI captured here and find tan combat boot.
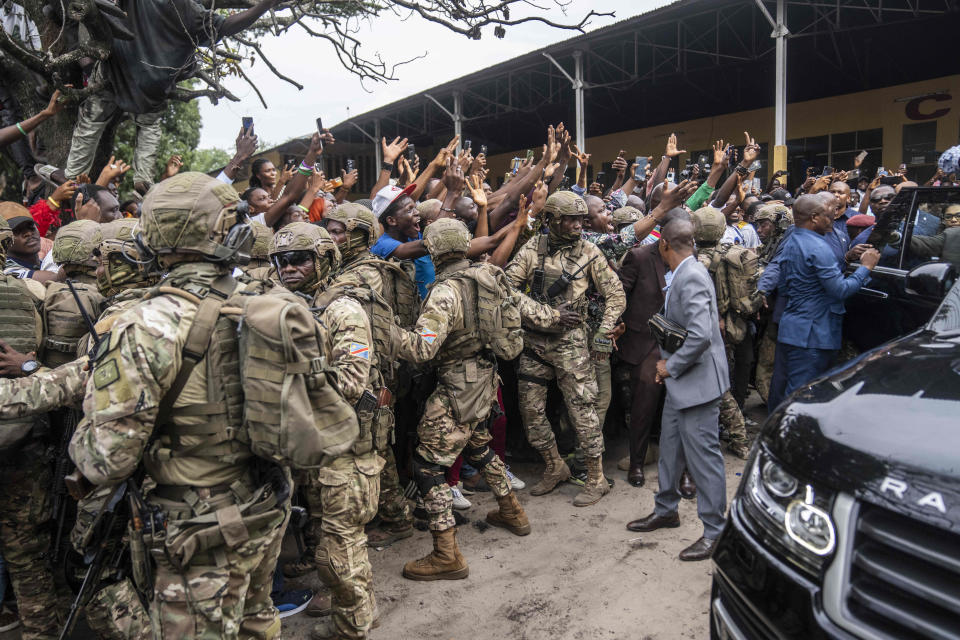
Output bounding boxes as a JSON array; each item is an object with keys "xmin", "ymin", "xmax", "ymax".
[
  {"xmin": 401, "ymin": 528, "xmax": 469, "ymax": 581},
  {"xmin": 573, "ymin": 456, "xmax": 611, "ymax": 507},
  {"xmin": 486, "ymin": 492, "xmax": 532, "ymax": 536},
  {"xmin": 529, "ymin": 444, "xmax": 571, "ymax": 496}
]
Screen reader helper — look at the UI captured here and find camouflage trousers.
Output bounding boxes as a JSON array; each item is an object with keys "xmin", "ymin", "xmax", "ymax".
[
  {"xmin": 0, "ymin": 462, "xmax": 61, "ymax": 640},
  {"xmin": 309, "ymin": 453, "xmax": 383, "ymax": 639},
  {"xmin": 376, "ymin": 435, "xmax": 411, "ymax": 527},
  {"xmin": 417, "ymin": 359, "xmax": 511, "ymax": 532},
  {"xmin": 87, "ymin": 578, "xmax": 152, "ymax": 640},
  {"xmin": 560, "ymin": 354, "xmax": 611, "ymax": 467},
  {"xmin": 149, "ymin": 497, "xmax": 288, "ymax": 640},
  {"xmin": 755, "ymin": 322, "xmax": 778, "ymax": 405},
  {"xmin": 719, "ymin": 390, "xmax": 749, "ymax": 447},
  {"xmin": 69, "ymin": 484, "xmax": 151, "ymax": 640},
  {"xmin": 517, "ymin": 327, "xmax": 604, "ymax": 458}
]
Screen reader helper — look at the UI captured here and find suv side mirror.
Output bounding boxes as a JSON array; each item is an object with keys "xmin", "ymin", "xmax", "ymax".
[{"xmin": 905, "ymin": 261, "xmax": 958, "ymax": 299}]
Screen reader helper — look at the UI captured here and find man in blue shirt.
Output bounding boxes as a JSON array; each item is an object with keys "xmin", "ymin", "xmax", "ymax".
[
  {"xmin": 370, "ymin": 184, "xmax": 436, "ymax": 298},
  {"xmin": 770, "ymin": 194, "xmax": 880, "ymax": 406}
]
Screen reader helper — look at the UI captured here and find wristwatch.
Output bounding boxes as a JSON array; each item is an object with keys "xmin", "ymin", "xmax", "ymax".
[
  {"xmin": 20, "ymin": 359, "xmax": 40, "ymax": 375},
  {"xmin": 735, "ymin": 165, "xmax": 749, "ymax": 177},
  {"xmin": 381, "ymin": 161, "xmax": 395, "ymax": 172}
]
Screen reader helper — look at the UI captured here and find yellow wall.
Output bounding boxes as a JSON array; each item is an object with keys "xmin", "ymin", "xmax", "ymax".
[{"xmin": 486, "ymin": 75, "xmax": 960, "ymax": 180}]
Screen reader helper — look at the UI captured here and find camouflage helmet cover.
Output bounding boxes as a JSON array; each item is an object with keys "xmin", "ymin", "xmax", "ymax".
[
  {"xmin": 248, "ymin": 221, "xmax": 273, "ymax": 260},
  {"xmin": 270, "ymin": 221, "xmax": 341, "ymax": 273},
  {"xmin": 691, "ymin": 206, "xmax": 726, "ymax": 244},
  {"xmin": 139, "ymin": 172, "xmax": 251, "ymax": 264},
  {"xmin": 611, "ymin": 206, "xmax": 642, "ymax": 226},
  {"xmin": 52, "ymin": 219, "xmax": 102, "ymax": 268},
  {"xmin": 97, "ymin": 218, "xmax": 156, "ymax": 295},
  {"xmin": 755, "ymin": 203, "xmax": 789, "ymax": 225},
  {"xmin": 325, "ymin": 202, "xmax": 379, "ymax": 253},
  {"xmin": 422, "ymin": 217, "xmax": 470, "ymax": 259}
]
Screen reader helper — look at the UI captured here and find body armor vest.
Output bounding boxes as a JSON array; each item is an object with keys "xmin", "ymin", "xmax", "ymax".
[
  {"xmin": 42, "ymin": 276, "xmax": 104, "ymax": 368},
  {"xmin": 429, "ymin": 259, "xmax": 485, "ymax": 362},
  {"xmin": 340, "ymin": 253, "xmax": 419, "ymax": 329},
  {"xmin": 529, "ymin": 236, "xmax": 589, "ymax": 330}
]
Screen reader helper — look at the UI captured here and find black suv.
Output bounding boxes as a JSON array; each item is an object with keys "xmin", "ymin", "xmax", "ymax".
[
  {"xmin": 712, "ymin": 266, "xmax": 960, "ymax": 637},
  {"xmin": 845, "ymin": 186, "xmax": 960, "ymax": 350}
]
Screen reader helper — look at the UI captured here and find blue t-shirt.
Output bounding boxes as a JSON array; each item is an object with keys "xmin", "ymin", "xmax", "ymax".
[{"xmin": 370, "ymin": 233, "xmax": 435, "ymax": 299}]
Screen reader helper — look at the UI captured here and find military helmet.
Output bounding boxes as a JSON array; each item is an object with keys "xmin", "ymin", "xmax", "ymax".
[
  {"xmin": 691, "ymin": 206, "xmax": 726, "ymax": 244},
  {"xmin": 138, "ymin": 172, "xmax": 251, "ymax": 265},
  {"xmin": 52, "ymin": 220, "xmax": 102, "ymax": 268},
  {"xmin": 0, "ymin": 215, "xmax": 12, "ymax": 262},
  {"xmin": 249, "ymin": 221, "xmax": 273, "ymax": 261},
  {"xmin": 97, "ymin": 218, "xmax": 157, "ymax": 296},
  {"xmin": 270, "ymin": 221, "xmax": 341, "ymax": 271},
  {"xmin": 544, "ymin": 191, "xmax": 587, "ymax": 220},
  {"xmin": 611, "ymin": 206, "xmax": 641, "ymax": 226},
  {"xmin": 755, "ymin": 203, "xmax": 789, "ymax": 225},
  {"xmin": 324, "ymin": 202, "xmax": 379, "ymax": 255},
  {"xmin": 422, "ymin": 217, "xmax": 470, "ymax": 259}
]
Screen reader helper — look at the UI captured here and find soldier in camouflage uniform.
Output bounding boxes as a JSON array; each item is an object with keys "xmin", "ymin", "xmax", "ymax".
[
  {"xmin": 238, "ymin": 221, "xmax": 275, "ymax": 283},
  {"xmin": 0, "ymin": 220, "xmax": 189, "ymax": 640},
  {"xmin": 69, "ymin": 173, "xmax": 290, "ymax": 640},
  {"xmin": 41, "ymin": 220, "xmax": 105, "ymax": 368},
  {"xmin": 269, "ymin": 222, "xmax": 383, "ymax": 639},
  {"xmin": 505, "ymin": 191, "xmax": 626, "ymax": 506},
  {"xmin": 754, "ymin": 204, "xmax": 792, "ymax": 404},
  {"xmin": 611, "ymin": 206, "xmax": 642, "ymax": 232},
  {"xmin": 0, "ymin": 213, "xmax": 62, "ymax": 640},
  {"xmin": 691, "ymin": 206, "xmax": 752, "ymax": 459},
  {"xmin": 391, "ymin": 219, "xmax": 563, "ymax": 581},
  {"xmin": 322, "ymin": 203, "xmax": 416, "ymax": 549}
]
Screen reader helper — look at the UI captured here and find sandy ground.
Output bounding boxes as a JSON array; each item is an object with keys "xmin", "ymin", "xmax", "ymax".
[
  {"xmin": 282, "ymin": 449, "xmax": 747, "ymax": 640},
  {"xmin": 4, "ymin": 397, "xmax": 764, "ymax": 640}
]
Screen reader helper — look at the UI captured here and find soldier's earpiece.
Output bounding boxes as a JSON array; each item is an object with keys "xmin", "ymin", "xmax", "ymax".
[
  {"xmin": 215, "ymin": 222, "xmax": 253, "ymax": 265},
  {"xmin": 125, "ymin": 233, "xmax": 158, "ymax": 266}
]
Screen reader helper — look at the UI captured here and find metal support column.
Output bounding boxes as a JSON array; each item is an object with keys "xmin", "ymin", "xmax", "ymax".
[
  {"xmin": 374, "ymin": 119, "xmax": 382, "ymax": 168},
  {"xmin": 543, "ymin": 51, "xmax": 588, "ymax": 153},
  {"xmin": 756, "ymin": 0, "xmax": 790, "ymax": 172},
  {"xmin": 425, "ymin": 92, "xmax": 464, "ymax": 152}
]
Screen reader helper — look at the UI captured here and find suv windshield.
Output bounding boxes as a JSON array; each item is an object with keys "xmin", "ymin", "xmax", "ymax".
[{"xmin": 928, "ymin": 281, "xmax": 960, "ymax": 333}]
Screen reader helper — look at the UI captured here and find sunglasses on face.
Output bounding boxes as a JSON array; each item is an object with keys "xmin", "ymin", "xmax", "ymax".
[
  {"xmin": 944, "ymin": 213, "xmax": 960, "ymax": 221},
  {"xmin": 273, "ymin": 251, "xmax": 313, "ymax": 268}
]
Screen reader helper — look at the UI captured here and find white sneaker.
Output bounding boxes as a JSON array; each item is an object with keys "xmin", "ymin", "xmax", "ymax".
[
  {"xmin": 450, "ymin": 484, "xmax": 472, "ymax": 510},
  {"xmin": 507, "ymin": 468, "xmax": 526, "ymax": 491}
]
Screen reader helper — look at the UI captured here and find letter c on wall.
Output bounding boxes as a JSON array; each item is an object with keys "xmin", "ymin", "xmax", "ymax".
[{"xmin": 905, "ymin": 94, "xmax": 951, "ymax": 121}]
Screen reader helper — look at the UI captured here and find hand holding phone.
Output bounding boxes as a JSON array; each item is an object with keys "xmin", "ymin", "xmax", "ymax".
[
  {"xmin": 242, "ymin": 116, "xmax": 253, "ymax": 134},
  {"xmin": 407, "ymin": 144, "xmax": 416, "ymax": 162}
]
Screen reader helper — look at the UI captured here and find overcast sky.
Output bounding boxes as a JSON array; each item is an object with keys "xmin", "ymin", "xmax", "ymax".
[{"xmin": 198, "ymin": 0, "xmax": 668, "ymax": 150}]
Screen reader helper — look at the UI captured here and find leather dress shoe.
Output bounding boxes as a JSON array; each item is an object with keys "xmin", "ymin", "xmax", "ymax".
[
  {"xmin": 679, "ymin": 470, "xmax": 697, "ymax": 500},
  {"xmin": 679, "ymin": 536, "xmax": 718, "ymax": 561},
  {"xmin": 626, "ymin": 511, "xmax": 680, "ymax": 532},
  {"xmin": 627, "ymin": 463, "xmax": 645, "ymax": 487}
]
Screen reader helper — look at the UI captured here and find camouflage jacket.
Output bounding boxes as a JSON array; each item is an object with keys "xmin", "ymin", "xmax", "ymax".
[
  {"xmin": 312, "ymin": 293, "xmax": 374, "ymax": 405},
  {"xmin": 69, "ymin": 263, "xmax": 252, "ymax": 487},
  {"xmin": 505, "ymin": 235, "xmax": 626, "ymax": 332}
]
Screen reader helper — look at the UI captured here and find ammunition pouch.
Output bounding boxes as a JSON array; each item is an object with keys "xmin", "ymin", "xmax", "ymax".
[{"xmin": 437, "ymin": 356, "xmax": 498, "ymax": 425}]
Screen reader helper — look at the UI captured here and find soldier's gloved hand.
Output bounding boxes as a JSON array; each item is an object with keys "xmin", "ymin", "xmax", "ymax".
[{"xmin": 591, "ymin": 329, "xmax": 614, "ymax": 354}]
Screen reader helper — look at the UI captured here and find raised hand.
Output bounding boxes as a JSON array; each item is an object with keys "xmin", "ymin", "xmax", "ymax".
[
  {"xmin": 381, "ymin": 136, "xmax": 408, "ymax": 164},
  {"xmin": 442, "ymin": 155, "xmax": 465, "ymax": 194},
  {"xmin": 665, "ymin": 132, "xmax": 686, "ymax": 158},
  {"xmin": 466, "ymin": 174, "xmax": 487, "ymax": 208},
  {"xmin": 658, "ymin": 178, "xmax": 697, "ymax": 211},
  {"xmin": 742, "ymin": 131, "xmax": 761, "ymax": 165}
]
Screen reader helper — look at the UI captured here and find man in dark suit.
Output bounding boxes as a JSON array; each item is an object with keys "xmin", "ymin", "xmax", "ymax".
[{"xmin": 626, "ymin": 217, "xmax": 729, "ymax": 561}]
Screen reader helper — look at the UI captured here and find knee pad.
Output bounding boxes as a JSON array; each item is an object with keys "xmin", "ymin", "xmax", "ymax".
[
  {"xmin": 463, "ymin": 444, "xmax": 496, "ymax": 470},
  {"xmin": 411, "ymin": 451, "xmax": 448, "ymax": 497}
]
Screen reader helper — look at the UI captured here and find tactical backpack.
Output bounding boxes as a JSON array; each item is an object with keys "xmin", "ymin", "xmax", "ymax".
[
  {"xmin": 441, "ymin": 262, "xmax": 525, "ymax": 361},
  {"xmin": 346, "ymin": 256, "xmax": 419, "ymax": 329},
  {"xmin": 152, "ymin": 278, "xmax": 359, "ymax": 469},
  {"xmin": 227, "ymin": 290, "xmax": 360, "ymax": 468},
  {"xmin": 699, "ymin": 243, "xmax": 761, "ymax": 343},
  {"xmin": 41, "ymin": 281, "xmax": 104, "ymax": 368},
  {"xmin": 312, "ymin": 283, "xmax": 397, "ymax": 455}
]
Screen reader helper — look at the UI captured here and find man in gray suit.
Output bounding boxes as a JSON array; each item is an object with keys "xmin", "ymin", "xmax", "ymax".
[{"xmin": 626, "ymin": 217, "xmax": 729, "ymax": 561}]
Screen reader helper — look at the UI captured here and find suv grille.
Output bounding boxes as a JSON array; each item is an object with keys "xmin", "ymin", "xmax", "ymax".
[{"xmin": 846, "ymin": 504, "xmax": 960, "ymax": 639}]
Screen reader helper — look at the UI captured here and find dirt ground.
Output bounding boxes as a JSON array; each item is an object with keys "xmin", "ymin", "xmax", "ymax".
[
  {"xmin": 282, "ymin": 447, "xmax": 748, "ymax": 640},
  {"xmin": 5, "ymin": 397, "xmax": 763, "ymax": 640}
]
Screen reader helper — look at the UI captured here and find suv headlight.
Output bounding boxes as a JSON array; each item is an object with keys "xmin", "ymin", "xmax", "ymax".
[{"xmin": 740, "ymin": 449, "xmax": 836, "ymax": 575}]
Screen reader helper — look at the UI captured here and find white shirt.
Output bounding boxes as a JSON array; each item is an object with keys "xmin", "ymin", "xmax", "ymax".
[
  {"xmin": 1, "ymin": 2, "xmax": 41, "ymax": 49},
  {"xmin": 722, "ymin": 223, "xmax": 760, "ymax": 249}
]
